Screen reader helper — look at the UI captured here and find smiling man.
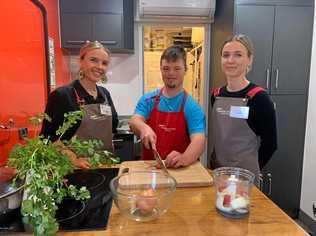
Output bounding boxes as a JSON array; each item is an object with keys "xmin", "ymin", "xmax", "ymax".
[{"xmin": 129, "ymin": 45, "xmax": 206, "ymax": 168}]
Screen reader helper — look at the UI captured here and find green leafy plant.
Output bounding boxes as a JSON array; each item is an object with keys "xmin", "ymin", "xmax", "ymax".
[{"xmin": 8, "ymin": 111, "xmax": 119, "ymax": 236}]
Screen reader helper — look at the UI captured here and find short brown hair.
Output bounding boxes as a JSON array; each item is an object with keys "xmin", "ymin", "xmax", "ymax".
[{"xmin": 160, "ymin": 45, "xmax": 187, "ymax": 71}]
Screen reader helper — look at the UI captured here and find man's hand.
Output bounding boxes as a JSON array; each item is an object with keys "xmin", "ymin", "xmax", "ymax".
[
  {"xmin": 164, "ymin": 151, "xmax": 187, "ymax": 168},
  {"xmin": 129, "ymin": 115, "xmax": 157, "ymax": 150},
  {"xmin": 140, "ymin": 125, "xmax": 157, "ymax": 150}
]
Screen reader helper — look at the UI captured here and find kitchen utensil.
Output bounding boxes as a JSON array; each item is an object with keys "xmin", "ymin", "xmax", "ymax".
[
  {"xmin": 0, "ymin": 167, "xmax": 24, "ymax": 216},
  {"xmin": 119, "ymin": 161, "xmax": 212, "ymax": 187},
  {"xmin": 148, "ymin": 143, "xmax": 168, "ymax": 172},
  {"xmin": 213, "ymin": 167, "xmax": 255, "ymax": 219},
  {"xmin": 152, "ymin": 149, "xmax": 169, "ymax": 174},
  {"xmin": 110, "ymin": 170, "xmax": 177, "ymax": 222}
]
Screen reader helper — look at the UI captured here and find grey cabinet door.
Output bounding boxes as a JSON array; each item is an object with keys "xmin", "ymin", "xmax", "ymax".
[
  {"xmin": 271, "ymin": 6, "xmax": 313, "ymax": 94},
  {"xmin": 93, "ymin": 14, "xmax": 123, "ymax": 48},
  {"xmin": 61, "ymin": 13, "xmax": 92, "ymax": 47},
  {"xmin": 235, "ymin": 5, "xmax": 274, "ymax": 90},
  {"xmin": 262, "ymin": 95, "xmax": 307, "ymax": 217},
  {"xmin": 60, "ymin": 0, "xmax": 123, "ymax": 13}
]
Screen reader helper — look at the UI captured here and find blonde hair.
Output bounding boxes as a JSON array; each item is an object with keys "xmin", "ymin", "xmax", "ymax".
[
  {"xmin": 79, "ymin": 41, "xmax": 110, "ymax": 60},
  {"xmin": 221, "ymin": 34, "xmax": 254, "ymax": 73},
  {"xmin": 220, "ymin": 34, "xmax": 254, "ymax": 57},
  {"xmin": 78, "ymin": 41, "xmax": 110, "ymax": 82}
]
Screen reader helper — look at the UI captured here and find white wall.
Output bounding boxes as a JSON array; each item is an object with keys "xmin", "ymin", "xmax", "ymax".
[
  {"xmin": 105, "ymin": 52, "xmax": 140, "ymax": 116},
  {"xmin": 300, "ymin": 4, "xmax": 316, "ymax": 220},
  {"xmin": 104, "ymin": 25, "xmax": 141, "ymax": 116},
  {"xmin": 68, "ymin": 25, "xmax": 142, "ymax": 116}
]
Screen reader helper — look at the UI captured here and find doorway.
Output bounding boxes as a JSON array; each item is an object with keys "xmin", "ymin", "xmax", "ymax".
[
  {"xmin": 140, "ymin": 24, "xmax": 210, "ymax": 166},
  {"xmin": 143, "ymin": 26, "xmax": 206, "ymax": 106}
]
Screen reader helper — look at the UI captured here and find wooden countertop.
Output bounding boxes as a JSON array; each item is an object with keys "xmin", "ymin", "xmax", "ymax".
[{"xmin": 58, "ymin": 185, "xmax": 307, "ymax": 236}]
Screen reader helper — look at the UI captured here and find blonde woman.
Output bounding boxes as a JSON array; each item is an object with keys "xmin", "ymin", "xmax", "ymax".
[
  {"xmin": 41, "ymin": 41, "xmax": 118, "ymax": 168},
  {"xmin": 211, "ymin": 34, "xmax": 277, "ymax": 181}
]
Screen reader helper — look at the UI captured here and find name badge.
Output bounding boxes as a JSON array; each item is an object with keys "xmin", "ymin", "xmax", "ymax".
[
  {"xmin": 100, "ymin": 104, "xmax": 112, "ymax": 116},
  {"xmin": 229, "ymin": 106, "xmax": 249, "ymax": 119}
]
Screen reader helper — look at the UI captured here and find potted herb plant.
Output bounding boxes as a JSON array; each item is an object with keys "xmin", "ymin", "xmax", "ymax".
[{"xmin": 8, "ymin": 111, "xmax": 119, "ymax": 236}]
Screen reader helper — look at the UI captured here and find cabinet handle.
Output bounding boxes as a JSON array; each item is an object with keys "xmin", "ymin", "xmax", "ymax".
[
  {"xmin": 112, "ymin": 139, "xmax": 124, "ymax": 142},
  {"xmin": 100, "ymin": 40, "xmax": 118, "ymax": 45},
  {"xmin": 266, "ymin": 69, "xmax": 270, "ymax": 89},
  {"xmin": 267, "ymin": 173, "xmax": 272, "ymax": 196},
  {"xmin": 275, "ymin": 69, "xmax": 279, "ymax": 89},
  {"xmin": 66, "ymin": 40, "xmax": 85, "ymax": 44},
  {"xmin": 259, "ymin": 173, "xmax": 263, "ymax": 191}
]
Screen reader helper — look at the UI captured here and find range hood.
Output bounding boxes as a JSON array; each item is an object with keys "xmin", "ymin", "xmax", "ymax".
[{"xmin": 137, "ymin": 0, "xmax": 216, "ymax": 21}]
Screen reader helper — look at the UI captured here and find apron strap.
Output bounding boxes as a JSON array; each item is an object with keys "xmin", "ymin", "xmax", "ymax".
[
  {"xmin": 152, "ymin": 89, "xmax": 162, "ymax": 111},
  {"xmin": 180, "ymin": 91, "xmax": 187, "ymax": 113},
  {"xmin": 73, "ymin": 88, "xmax": 85, "ymax": 106},
  {"xmin": 150, "ymin": 89, "xmax": 187, "ymax": 112},
  {"xmin": 97, "ymin": 87, "xmax": 109, "ymax": 104},
  {"xmin": 246, "ymin": 86, "xmax": 264, "ymax": 99},
  {"xmin": 213, "ymin": 87, "xmax": 221, "ymax": 97},
  {"xmin": 212, "ymin": 86, "xmax": 263, "ymax": 99}
]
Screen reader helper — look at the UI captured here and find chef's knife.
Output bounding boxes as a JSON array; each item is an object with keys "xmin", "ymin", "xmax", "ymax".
[{"xmin": 149, "ymin": 143, "xmax": 169, "ymax": 174}]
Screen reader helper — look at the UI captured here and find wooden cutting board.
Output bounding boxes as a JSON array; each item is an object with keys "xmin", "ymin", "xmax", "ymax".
[{"xmin": 119, "ymin": 160, "xmax": 213, "ymax": 187}]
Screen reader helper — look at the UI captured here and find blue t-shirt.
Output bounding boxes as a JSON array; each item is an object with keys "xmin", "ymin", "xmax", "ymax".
[{"xmin": 134, "ymin": 89, "xmax": 206, "ymax": 135}]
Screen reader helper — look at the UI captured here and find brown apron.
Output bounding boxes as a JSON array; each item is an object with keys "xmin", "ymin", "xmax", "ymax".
[
  {"xmin": 73, "ymin": 88, "xmax": 113, "ymax": 152},
  {"xmin": 212, "ymin": 88, "xmax": 263, "ymax": 183}
]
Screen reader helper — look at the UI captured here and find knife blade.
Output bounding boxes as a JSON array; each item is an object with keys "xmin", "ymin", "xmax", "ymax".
[{"xmin": 152, "ymin": 149, "xmax": 169, "ymax": 174}]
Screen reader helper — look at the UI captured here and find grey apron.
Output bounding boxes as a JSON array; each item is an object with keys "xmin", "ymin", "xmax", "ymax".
[
  {"xmin": 74, "ymin": 88, "xmax": 113, "ymax": 152},
  {"xmin": 212, "ymin": 96, "xmax": 260, "ymax": 182}
]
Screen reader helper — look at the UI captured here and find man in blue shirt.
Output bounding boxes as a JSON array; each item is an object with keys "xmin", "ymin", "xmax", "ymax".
[{"xmin": 129, "ymin": 45, "xmax": 206, "ymax": 168}]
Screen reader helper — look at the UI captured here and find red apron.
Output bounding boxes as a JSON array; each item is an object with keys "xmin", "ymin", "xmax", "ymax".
[{"xmin": 142, "ymin": 89, "xmax": 190, "ymax": 160}]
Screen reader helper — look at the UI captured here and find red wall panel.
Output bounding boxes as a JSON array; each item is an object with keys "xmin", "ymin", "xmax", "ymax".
[{"xmin": 0, "ymin": 0, "xmax": 71, "ymax": 165}]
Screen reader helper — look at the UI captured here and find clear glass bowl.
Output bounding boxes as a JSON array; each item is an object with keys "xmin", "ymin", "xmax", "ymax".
[
  {"xmin": 110, "ymin": 170, "xmax": 177, "ymax": 222},
  {"xmin": 213, "ymin": 167, "xmax": 255, "ymax": 219}
]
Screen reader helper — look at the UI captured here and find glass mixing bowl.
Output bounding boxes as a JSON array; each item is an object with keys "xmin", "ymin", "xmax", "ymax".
[
  {"xmin": 110, "ymin": 170, "xmax": 177, "ymax": 222},
  {"xmin": 213, "ymin": 167, "xmax": 255, "ymax": 219}
]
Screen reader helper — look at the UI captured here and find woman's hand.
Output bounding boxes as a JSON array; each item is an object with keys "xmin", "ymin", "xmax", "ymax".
[
  {"xmin": 57, "ymin": 141, "xmax": 91, "ymax": 169},
  {"xmin": 72, "ymin": 157, "xmax": 91, "ymax": 169}
]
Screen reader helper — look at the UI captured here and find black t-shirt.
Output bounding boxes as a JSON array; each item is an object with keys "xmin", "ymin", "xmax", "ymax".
[
  {"xmin": 211, "ymin": 83, "xmax": 277, "ymax": 169},
  {"xmin": 40, "ymin": 79, "xmax": 118, "ymax": 142}
]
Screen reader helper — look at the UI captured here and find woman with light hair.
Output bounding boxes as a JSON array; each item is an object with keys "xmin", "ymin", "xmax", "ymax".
[
  {"xmin": 41, "ymin": 41, "xmax": 118, "ymax": 168},
  {"xmin": 210, "ymin": 34, "xmax": 277, "ymax": 182}
]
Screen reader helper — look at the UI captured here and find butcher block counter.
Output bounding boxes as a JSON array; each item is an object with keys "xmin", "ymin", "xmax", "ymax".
[{"xmin": 57, "ymin": 166, "xmax": 307, "ymax": 236}]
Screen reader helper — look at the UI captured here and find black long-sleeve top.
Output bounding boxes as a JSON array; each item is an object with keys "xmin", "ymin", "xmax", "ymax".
[
  {"xmin": 211, "ymin": 83, "xmax": 277, "ymax": 169},
  {"xmin": 40, "ymin": 79, "xmax": 118, "ymax": 142}
]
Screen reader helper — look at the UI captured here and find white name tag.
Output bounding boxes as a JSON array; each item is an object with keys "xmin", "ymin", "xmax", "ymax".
[
  {"xmin": 229, "ymin": 106, "xmax": 249, "ymax": 119},
  {"xmin": 100, "ymin": 104, "xmax": 112, "ymax": 115}
]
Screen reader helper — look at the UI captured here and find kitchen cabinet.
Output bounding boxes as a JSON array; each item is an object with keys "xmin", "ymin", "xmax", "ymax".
[
  {"xmin": 234, "ymin": 2, "xmax": 313, "ymax": 217},
  {"xmin": 59, "ymin": 0, "xmax": 134, "ymax": 53},
  {"xmin": 209, "ymin": 0, "xmax": 313, "ymax": 219},
  {"xmin": 235, "ymin": 5, "xmax": 313, "ymax": 94},
  {"xmin": 262, "ymin": 95, "xmax": 307, "ymax": 217}
]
